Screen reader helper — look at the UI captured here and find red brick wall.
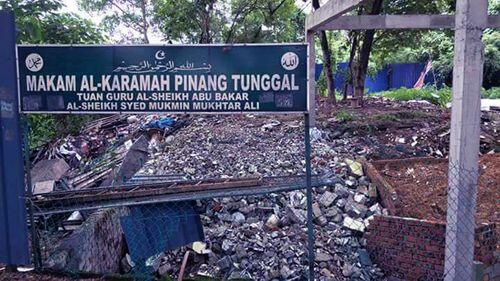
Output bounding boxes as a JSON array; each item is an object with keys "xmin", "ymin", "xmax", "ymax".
[{"xmin": 365, "ymin": 215, "xmax": 497, "ymax": 280}]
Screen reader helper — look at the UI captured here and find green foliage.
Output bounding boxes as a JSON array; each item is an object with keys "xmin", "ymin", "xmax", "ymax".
[
  {"xmin": 27, "ymin": 114, "xmax": 57, "ymax": 149},
  {"xmin": 382, "ymin": 86, "xmax": 500, "ymax": 108},
  {"xmin": 335, "ymin": 110, "xmax": 356, "ymax": 122},
  {"xmin": 79, "ymin": 0, "xmax": 151, "ymax": 43},
  {"xmin": 27, "ymin": 115, "xmax": 96, "ymax": 149},
  {"xmin": 1, "ymin": 0, "xmax": 106, "ymax": 149},
  {"xmin": 482, "ymin": 87, "xmax": 500, "ymax": 99},
  {"xmin": 381, "ymin": 86, "xmax": 452, "ymax": 107},
  {"xmin": 152, "ymin": 0, "xmax": 305, "ymax": 44},
  {"xmin": 1, "ymin": 0, "xmax": 106, "ymax": 44},
  {"xmin": 359, "ymin": 0, "xmax": 500, "ymax": 88},
  {"xmin": 483, "ymin": 30, "xmax": 500, "ymax": 88}
]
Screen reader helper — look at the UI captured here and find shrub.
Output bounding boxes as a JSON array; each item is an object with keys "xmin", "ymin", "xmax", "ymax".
[
  {"xmin": 381, "ymin": 86, "xmax": 452, "ymax": 107},
  {"xmin": 28, "ymin": 114, "xmax": 96, "ymax": 149},
  {"xmin": 482, "ymin": 87, "xmax": 500, "ymax": 99},
  {"xmin": 335, "ymin": 109, "xmax": 356, "ymax": 122}
]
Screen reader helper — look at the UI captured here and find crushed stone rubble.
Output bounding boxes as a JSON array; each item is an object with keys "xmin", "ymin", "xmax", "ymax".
[
  {"xmin": 32, "ymin": 97, "xmax": 493, "ymax": 280},
  {"xmin": 136, "ymin": 115, "xmax": 387, "ymax": 280}
]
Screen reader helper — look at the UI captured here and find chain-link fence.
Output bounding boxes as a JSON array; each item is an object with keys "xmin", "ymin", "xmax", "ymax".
[
  {"xmin": 444, "ymin": 158, "xmax": 498, "ymax": 281},
  {"xmin": 1, "ymin": 113, "xmax": 497, "ymax": 281}
]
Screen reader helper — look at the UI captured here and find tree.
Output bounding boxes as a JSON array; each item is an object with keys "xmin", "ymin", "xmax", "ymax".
[
  {"xmin": 350, "ymin": 0, "xmax": 383, "ymax": 103},
  {"xmin": 78, "ymin": 0, "xmax": 153, "ymax": 43},
  {"xmin": 1, "ymin": 0, "xmax": 106, "ymax": 148},
  {"xmin": 312, "ymin": 0, "xmax": 336, "ymax": 103},
  {"xmin": 340, "ymin": 0, "xmax": 459, "ymax": 102},
  {"xmin": 223, "ymin": 0, "xmax": 304, "ymax": 43},
  {"xmin": 1, "ymin": 0, "xmax": 106, "ymax": 44},
  {"xmin": 152, "ymin": 0, "xmax": 222, "ymax": 43},
  {"xmin": 371, "ymin": 0, "xmax": 499, "ymax": 89},
  {"xmin": 152, "ymin": 0, "xmax": 304, "ymax": 44}
]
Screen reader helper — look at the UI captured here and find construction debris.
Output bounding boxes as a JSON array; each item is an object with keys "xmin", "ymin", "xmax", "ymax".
[{"xmin": 30, "ymin": 96, "xmax": 497, "ymax": 280}]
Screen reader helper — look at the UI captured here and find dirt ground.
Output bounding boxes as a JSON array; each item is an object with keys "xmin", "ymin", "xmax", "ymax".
[
  {"xmin": 379, "ymin": 153, "xmax": 499, "ymax": 223},
  {"xmin": 316, "ymin": 97, "xmax": 499, "ymax": 160}
]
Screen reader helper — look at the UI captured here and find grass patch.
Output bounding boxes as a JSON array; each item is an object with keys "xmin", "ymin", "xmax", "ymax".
[
  {"xmin": 381, "ymin": 86, "xmax": 451, "ymax": 107},
  {"xmin": 335, "ymin": 109, "xmax": 356, "ymax": 122},
  {"xmin": 372, "ymin": 113, "xmax": 398, "ymax": 122}
]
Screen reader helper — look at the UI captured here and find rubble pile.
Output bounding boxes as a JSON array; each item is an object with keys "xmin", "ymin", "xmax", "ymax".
[
  {"xmin": 29, "ymin": 97, "xmax": 498, "ymax": 280},
  {"xmin": 30, "ymin": 114, "xmax": 186, "ymax": 191},
  {"xmin": 147, "ymin": 182, "xmax": 386, "ymax": 280},
  {"xmin": 317, "ymin": 97, "xmax": 499, "ymax": 160},
  {"xmin": 135, "ymin": 115, "xmax": 386, "ymax": 280}
]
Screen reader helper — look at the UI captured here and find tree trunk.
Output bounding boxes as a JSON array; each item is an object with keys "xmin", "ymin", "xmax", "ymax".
[
  {"xmin": 353, "ymin": 0, "xmax": 383, "ymax": 102},
  {"xmin": 140, "ymin": 0, "xmax": 149, "ymax": 43},
  {"xmin": 344, "ymin": 31, "xmax": 358, "ymax": 100},
  {"xmin": 200, "ymin": 1, "xmax": 214, "ymax": 43},
  {"xmin": 312, "ymin": 0, "xmax": 336, "ymax": 103}
]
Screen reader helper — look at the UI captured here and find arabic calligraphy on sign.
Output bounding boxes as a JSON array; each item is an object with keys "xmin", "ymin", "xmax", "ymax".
[
  {"xmin": 25, "ymin": 53, "xmax": 44, "ymax": 72},
  {"xmin": 281, "ymin": 52, "xmax": 299, "ymax": 71},
  {"xmin": 113, "ymin": 50, "xmax": 212, "ymax": 74}
]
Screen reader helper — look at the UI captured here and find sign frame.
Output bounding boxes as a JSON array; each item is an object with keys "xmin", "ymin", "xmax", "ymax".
[{"xmin": 16, "ymin": 43, "xmax": 310, "ymax": 115}]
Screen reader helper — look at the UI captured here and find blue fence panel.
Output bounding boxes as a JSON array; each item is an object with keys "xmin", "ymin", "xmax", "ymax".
[
  {"xmin": 366, "ymin": 67, "xmax": 390, "ymax": 93},
  {"xmin": 316, "ymin": 62, "xmax": 439, "ymax": 94}
]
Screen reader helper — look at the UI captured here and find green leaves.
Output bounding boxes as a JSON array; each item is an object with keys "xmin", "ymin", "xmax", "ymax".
[
  {"xmin": 151, "ymin": 0, "xmax": 305, "ymax": 44},
  {"xmin": 1, "ymin": 0, "xmax": 106, "ymax": 44}
]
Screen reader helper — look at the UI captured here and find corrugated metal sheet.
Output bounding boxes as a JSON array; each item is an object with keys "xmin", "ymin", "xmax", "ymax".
[
  {"xmin": 0, "ymin": 11, "xmax": 30, "ymax": 265},
  {"xmin": 316, "ymin": 62, "xmax": 440, "ymax": 93}
]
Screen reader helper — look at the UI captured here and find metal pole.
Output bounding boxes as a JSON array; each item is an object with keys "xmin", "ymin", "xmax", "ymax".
[
  {"xmin": 304, "ymin": 113, "xmax": 315, "ymax": 280},
  {"xmin": 21, "ymin": 116, "xmax": 42, "ymax": 270}
]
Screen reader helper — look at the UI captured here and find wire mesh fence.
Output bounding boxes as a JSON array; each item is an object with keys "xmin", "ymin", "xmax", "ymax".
[
  {"xmin": 1, "ymin": 112, "xmax": 497, "ymax": 281},
  {"xmin": 443, "ymin": 159, "xmax": 498, "ymax": 281},
  {"xmin": 27, "ymin": 189, "xmax": 317, "ymax": 280}
]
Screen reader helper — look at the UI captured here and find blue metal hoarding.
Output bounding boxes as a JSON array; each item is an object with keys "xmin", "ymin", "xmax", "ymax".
[{"xmin": 0, "ymin": 10, "xmax": 30, "ymax": 265}]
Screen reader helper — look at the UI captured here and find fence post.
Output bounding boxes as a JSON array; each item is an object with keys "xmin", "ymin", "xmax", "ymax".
[
  {"xmin": 444, "ymin": 0, "xmax": 487, "ymax": 279},
  {"xmin": 306, "ymin": 31, "xmax": 316, "ymax": 127}
]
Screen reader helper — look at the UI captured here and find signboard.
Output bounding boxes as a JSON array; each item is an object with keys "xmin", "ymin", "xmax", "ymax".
[{"xmin": 17, "ymin": 44, "xmax": 308, "ymax": 113}]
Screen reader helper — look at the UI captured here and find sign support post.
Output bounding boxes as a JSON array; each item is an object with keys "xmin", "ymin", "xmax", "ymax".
[
  {"xmin": 0, "ymin": 10, "xmax": 30, "ymax": 267},
  {"xmin": 304, "ymin": 113, "xmax": 315, "ymax": 280},
  {"xmin": 21, "ymin": 116, "xmax": 42, "ymax": 270}
]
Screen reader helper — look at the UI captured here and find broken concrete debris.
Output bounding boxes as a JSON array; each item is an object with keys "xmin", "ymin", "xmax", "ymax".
[
  {"xmin": 34, "ymin": 111, "xmax": 395, "ymax": 280},
  {"xmin": 31, "ymin": 158, "xmax": 70, "ymax": 186},
  {"xmin": 129, "ymin": 115, "xmax": 389, "ymax": 280}
]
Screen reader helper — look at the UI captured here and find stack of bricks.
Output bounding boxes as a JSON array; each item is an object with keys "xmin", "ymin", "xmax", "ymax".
[{"xmin": 365, "ymin": 215, "xmax": 497, "ymax": 280}]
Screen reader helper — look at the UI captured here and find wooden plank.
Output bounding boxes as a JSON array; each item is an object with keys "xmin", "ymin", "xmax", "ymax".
[
  {"xmin": 305, "ymin": 0, "xmax": 369, "ymax": 31},
  {"xmin": 319, "ymin": 15, "xmax": 500, "ymax": 30}
]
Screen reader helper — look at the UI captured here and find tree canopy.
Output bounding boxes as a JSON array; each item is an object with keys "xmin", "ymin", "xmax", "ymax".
[{"xmin": 1, "ymin": 0, "xmax": 106, "ymax": 44}]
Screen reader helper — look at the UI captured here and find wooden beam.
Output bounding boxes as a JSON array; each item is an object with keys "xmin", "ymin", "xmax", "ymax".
[
  {"xmin": 318, "ymin": 15, "xmax": 500, "ymax": 30},
  {"xmin": 305, "ymin": 0, "xmax": 369, "ymax": 31}
]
